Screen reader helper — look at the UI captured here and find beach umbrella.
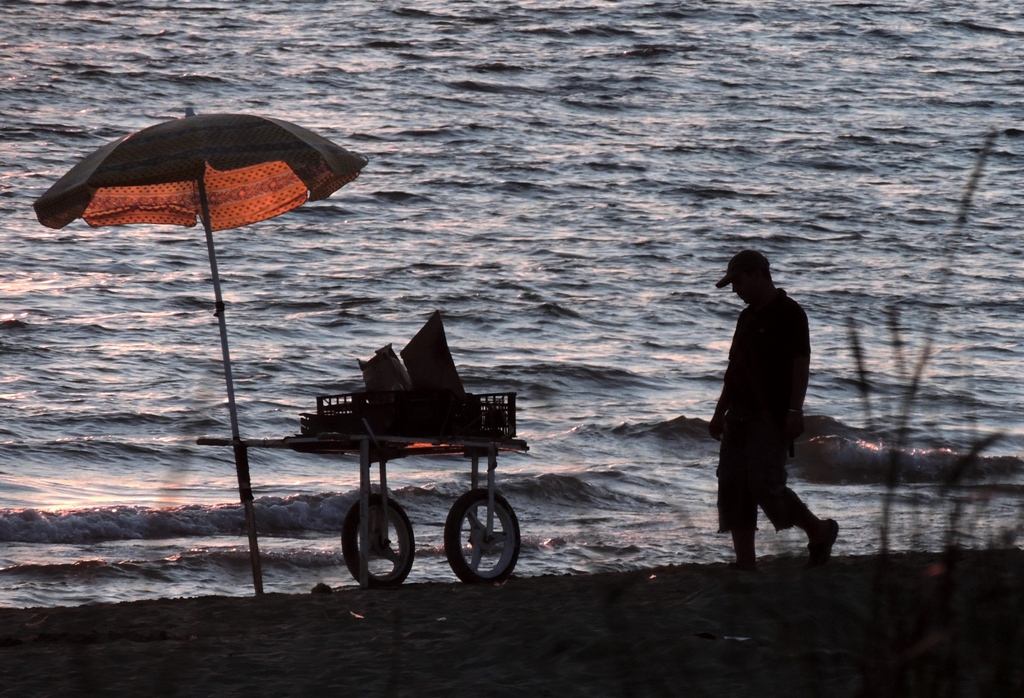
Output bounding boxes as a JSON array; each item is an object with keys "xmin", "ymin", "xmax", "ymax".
[{"xmin": 33, "ymin": 111, "xmax": 369, "ymax": 594}]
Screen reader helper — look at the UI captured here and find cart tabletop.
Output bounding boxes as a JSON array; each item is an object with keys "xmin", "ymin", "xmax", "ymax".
[{"xmin": 196, "ymin": 433, "xmax": 529, "ymax": 458}]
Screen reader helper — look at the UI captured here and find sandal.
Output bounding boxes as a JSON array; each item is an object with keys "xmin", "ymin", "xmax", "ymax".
[
  {"xmin": 806, "ymin": 519, "xmax": 839, "ymax": 568},
  {"xmin": 727, "ymin": 561, "xmax": 758, "ymax": 572}
]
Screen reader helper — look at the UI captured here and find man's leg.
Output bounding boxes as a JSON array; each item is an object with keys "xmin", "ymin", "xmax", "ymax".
[
  {"xmin": 731, "ymin": 528, "xmax": 756, "ymax": 571},
  {"xmin": 746, "ymin": 419, "xmax": 838, "ymax": 565},
  {"xmin": 718, "ymin": 419, "xmax": 759, "ymax": 569},
  {"xmin": 793, "ymin": 507, "xmax": 827, "ymax": 542}
]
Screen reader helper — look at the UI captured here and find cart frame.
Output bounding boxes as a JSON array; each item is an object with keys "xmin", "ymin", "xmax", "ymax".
[{"xmin": 197, "ymin": 431, "xmax": 528, "ymax": 588}]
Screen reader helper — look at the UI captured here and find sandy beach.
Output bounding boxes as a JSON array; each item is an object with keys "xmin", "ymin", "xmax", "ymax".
[{"xmin": 0, "ymin": 548, "xmax": 1020, "ymax": 697}]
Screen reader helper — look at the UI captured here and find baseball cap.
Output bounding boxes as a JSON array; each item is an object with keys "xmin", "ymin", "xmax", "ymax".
[{"xmin": 715, "ymin": 249, "xmax": 770, "ymax": 288}]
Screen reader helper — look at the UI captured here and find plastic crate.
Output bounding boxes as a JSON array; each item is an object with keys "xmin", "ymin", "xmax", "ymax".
[{"xmin": 300, "ymin": 390, "xmax": 516, "ymax": 440}]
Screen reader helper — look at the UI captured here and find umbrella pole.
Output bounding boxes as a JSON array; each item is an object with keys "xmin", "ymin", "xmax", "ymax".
[{"xmin": 197, "ymin": 177, "xmax": 265, "ymax": 596}]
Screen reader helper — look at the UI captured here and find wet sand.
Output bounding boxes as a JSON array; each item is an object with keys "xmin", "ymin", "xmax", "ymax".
[{"xmin": 0, "ymin": 549, "xmax": 1021, "ymax": 697}]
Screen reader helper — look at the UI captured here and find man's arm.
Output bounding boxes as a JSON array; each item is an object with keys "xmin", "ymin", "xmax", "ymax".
[
  {"xmin": 709, "ymin": 381, "xmax": 731, "ymax": 441},
  {"xmin": 785, "ymin": 353, "xmax": 810, "ymax": 439}
]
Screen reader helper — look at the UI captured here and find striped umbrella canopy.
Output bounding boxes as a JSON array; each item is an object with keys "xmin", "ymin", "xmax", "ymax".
[{"xmin": 32, "ymin": 112, "xmax": 369, "ymax": 596}]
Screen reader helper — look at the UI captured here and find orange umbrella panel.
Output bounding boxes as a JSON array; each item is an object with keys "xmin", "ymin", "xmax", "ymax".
[{"xmin": 83, "ymin": 162, "xmax": 310, "ymax": 231}]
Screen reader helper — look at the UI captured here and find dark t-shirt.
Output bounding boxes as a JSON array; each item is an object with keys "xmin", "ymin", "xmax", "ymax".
[{"xmin": 724, "ymin": 289, "xmax": 810, "ymax": 427}]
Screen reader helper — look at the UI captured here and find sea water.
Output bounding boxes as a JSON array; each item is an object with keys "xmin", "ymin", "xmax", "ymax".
[{"xmin": 0, "ymin": 0, "xmax": 1021, "ymax": 607}]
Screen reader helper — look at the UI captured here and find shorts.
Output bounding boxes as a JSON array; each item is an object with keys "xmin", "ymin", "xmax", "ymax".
[{"xmin": 716, "ymin": 413, "xmax": 809, "ymax": 533}]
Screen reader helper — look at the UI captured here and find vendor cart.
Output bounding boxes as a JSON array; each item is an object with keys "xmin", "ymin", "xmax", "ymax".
[{"xmin": 199, "ymin": 389, "xmax": 527, "ymax": 588}]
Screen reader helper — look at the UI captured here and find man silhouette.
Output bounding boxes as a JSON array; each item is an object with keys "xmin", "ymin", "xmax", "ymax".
[{"xmin": 709, "ymin": 250, "xmax": 838, "ymax": 570}]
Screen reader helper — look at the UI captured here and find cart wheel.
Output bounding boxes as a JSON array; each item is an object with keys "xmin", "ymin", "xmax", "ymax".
[
  {"xmin": 342, "ymin": 494, "xmax": 415, "ymax": 588},
  {"xmin": 444, "ymin": 489, "xmax": 520, "ymax": 584}
]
